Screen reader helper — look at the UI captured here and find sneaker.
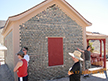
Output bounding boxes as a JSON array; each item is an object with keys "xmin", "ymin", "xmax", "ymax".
[
  {"xmin": 83, "ymin": 75, "xmax": 87, "ymax": 79},
  {"xmin": 86, "ymin": 75, "xmax": 90, "ymax": 77}
]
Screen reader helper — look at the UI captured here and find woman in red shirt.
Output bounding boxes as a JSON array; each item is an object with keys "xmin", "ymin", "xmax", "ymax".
[{"xmin": 14, "ymin": 50, "xmax": 28, "ymax": 81}]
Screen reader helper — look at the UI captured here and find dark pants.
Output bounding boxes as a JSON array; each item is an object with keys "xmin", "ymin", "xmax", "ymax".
[
  {"xmin": 69, "ymin": 75, "xmax": 80, "ymax": 81},
  {"xmin": 18, "ymin": 75, "xmax": 28, "ymax": 81},
  {"xmin": 69, "ymin": 76, "xmax": 75, "ymax": 81}
]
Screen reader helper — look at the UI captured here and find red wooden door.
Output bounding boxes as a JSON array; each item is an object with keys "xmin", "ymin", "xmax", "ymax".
[{"xmin": 48, "ymin": 37, "xmax": 63, "ymax": 66}]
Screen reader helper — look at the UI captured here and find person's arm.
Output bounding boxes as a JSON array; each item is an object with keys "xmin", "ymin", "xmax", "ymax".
[
  {"xmin": 68, "ymin": 71, "xmax": 74, "ymax": 75},
  {"xmin": 13, "ymin": 61, "xmax": 23, "ymax": 72},
  {"xmin": 24, "ymin": 55, "xmax": 30, "ymax": 62},
  {"xmin": 68, "ymin": 63, "xmax": 80, "ymax": 75},
  {"xmin": 27, "ymin": 55, "xmax": 30, "ymax": 62},
  {"xmin": 77, "ymin": 48, "xmax": 84, "ymax": 53}
]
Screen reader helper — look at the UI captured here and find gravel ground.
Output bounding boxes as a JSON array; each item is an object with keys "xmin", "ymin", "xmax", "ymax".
[
  {"xmin": 46, "ymin": 73, "xmax": 108, "ymax": 81},
  {"xmin": 0, "ymin": 62, "xmax": 107, "ymax": 81},
  {"xmin": 0, "ymin": 64, "xmax": 14, "ymax": 81},
  {"xmin": 46, "ymin": 61, "xmax": 108, "ymax": 81}
]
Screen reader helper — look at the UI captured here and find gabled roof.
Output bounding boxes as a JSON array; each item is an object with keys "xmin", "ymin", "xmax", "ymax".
[
  {"xmin": 86, "ymin": 31, "xmax": 108, "ymax": 39},
  {"xmin": 2, "ymin": 0, "xmax": 92, "ymax": 34}
]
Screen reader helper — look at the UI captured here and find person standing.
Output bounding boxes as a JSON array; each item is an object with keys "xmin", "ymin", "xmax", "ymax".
[
  {"xmin": 22, "ymin": 47, "xmax": 30, "ymax": 66},
  {"xmin": 13, "ymin": 50, "xmax": 28, "ymax": 81},
  {"xmin": 68, "ymin": 50, "xmax": 83, "ymax": 81},
  {"xmin": 77, "ymin": 46, "xmax": 91, "ymax": 77}
]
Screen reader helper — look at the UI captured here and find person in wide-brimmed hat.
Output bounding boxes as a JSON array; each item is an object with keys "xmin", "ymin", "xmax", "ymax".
[{"xmin": 68, "ymin": 50, "xmax": 83, "ymax": 81}]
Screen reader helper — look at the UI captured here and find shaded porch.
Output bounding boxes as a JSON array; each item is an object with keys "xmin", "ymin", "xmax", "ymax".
[{"xmin": 86, "ymin": 31, "xmax": 108, "ymax": 68}]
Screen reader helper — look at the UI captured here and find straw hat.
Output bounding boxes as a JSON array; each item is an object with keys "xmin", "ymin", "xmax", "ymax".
[
  {"xmin": 69, "ymin": 50, "xmax": 83, "ymax": 61},
  {"xmin": 17, "ymin": 50, "xmax": 24, "ymax": 56}
]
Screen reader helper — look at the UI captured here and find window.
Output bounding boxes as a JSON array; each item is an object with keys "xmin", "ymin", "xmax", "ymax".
[{"xmin": 48, "ymin": 37, "xmax": 63, "ymax": 66}]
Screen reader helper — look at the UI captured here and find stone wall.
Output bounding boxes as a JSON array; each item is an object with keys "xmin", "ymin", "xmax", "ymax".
[
  {"xmin": 0, "ymin": 29, "xmax": 4, "ymax": 45},
  {"xmin": 19, "ymin": 4, "xmax": 83, "ymax": 81},
  {"xmin": 4, "ymin": 31, "xmax": 14, "ymax": 76},
  {"xmin": 0, "ymin": 28, "xmax": 4, "ymax": 57},
  {"xmin": 0, "ymin": 20, "xmax": 6, "ymax": 57}
]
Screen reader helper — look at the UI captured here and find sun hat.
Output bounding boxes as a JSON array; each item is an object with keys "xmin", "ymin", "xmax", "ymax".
[
  {"xmin": 69, "ymin": 50, "xmax": 83, "ymax": 61},
  {"xmin": 17, "ymin": 50, "xmax": 24, "ymax": 57}
]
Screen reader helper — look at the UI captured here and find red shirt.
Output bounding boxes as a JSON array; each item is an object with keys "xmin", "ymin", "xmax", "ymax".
[{"xmin": 17, "ymin": 59, "xmax": 28, "ymax": 77}]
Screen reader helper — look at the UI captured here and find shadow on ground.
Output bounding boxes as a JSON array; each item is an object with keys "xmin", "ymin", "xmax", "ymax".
[
  {"xmin": 0, "ymin": 64, "xmax": 14, "ymax": 81},
  {"xmin": 46, "ymin": 72, "xmax": 108, "ymax": 81},
  {"xmin": 0, "ymin": 64, "xmax": 108, "ymax": 81},
  {"xmin": 81, "ymin": 74, "xmax": 108, "ymax": 81}
]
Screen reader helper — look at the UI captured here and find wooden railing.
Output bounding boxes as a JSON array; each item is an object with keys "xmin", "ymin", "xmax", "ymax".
[{"xmin": 91, "ymin": 53, "xmax": 103, "ymax": 67}]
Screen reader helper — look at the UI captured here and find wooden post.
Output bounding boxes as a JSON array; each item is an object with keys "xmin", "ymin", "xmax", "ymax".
[
  {"xmin": 87, "ymin": 39, "xmax": 89, "ymax": 46},
  {"xmin": 83, "ymin": 52, "xmax": 85, "ymax": 71},
  {"xmin": 103, "ymin": 39, "xmax": 106, "ymax": 68},
  {"xmin": 100, "ymin": 40, "xmax": 102, "ymax": 57}
]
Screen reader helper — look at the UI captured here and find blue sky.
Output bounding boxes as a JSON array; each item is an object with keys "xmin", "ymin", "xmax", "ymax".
[{"xmin": 0, "ymin": 0, "xmax": 108, "ymax": 35}]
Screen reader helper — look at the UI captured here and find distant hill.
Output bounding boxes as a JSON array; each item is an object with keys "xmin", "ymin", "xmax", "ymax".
[
  {"xmin": 90, "ymin": 38, "xmax": 108, "ymax": 57},
  {"xmin": 0, "ymin": 20, "xmax": 5, "ymax": 28}
]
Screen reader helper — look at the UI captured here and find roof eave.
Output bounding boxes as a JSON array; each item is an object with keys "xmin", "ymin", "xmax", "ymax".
[
  {"xmin": 2, "ymin": 19, "xmax": 10, "ymax": 35},
  {"xmin": 2, "ymin": 0, "xmax": 92, "ymax": 34}
]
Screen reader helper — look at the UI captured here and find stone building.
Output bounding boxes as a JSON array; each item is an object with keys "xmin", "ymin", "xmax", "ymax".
[
  {"xmin": 2, "ymin": 0, "xmax": 92, "ymax": 81},
  {"xmin": 0, "ymin": 20, "xmax": 6, "ymax": 57}
]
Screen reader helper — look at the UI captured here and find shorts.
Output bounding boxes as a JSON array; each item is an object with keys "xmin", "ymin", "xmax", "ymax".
[
  {"xmin": 18, "ymin": 75, "xmax": 28, "ymax": 81},
  {"xmin": 85, "ymin": 60, "xmax": 91, "ymax": 70}
]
